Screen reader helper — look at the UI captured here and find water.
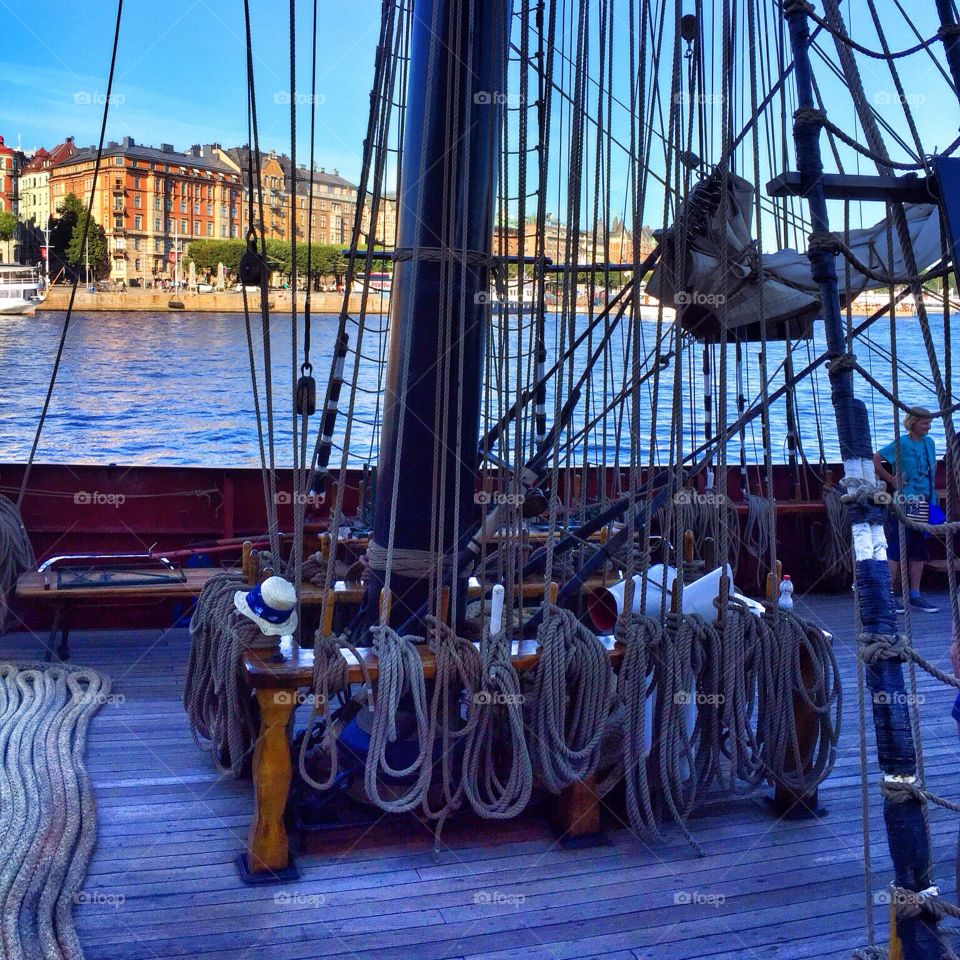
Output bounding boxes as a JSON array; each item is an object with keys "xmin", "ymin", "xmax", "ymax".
[{"xmin": 0, "ymin": 310, "xmax": 952, "ymax": 468}]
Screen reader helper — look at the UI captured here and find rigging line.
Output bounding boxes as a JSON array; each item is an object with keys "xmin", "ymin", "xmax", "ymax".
[
  {"xmin": 243, "ymin": 0, "xmax": 281, "ymax": 558},
  {"xmin": 18, "ymin": 0, "xmax": 125, "ymax": 509}
]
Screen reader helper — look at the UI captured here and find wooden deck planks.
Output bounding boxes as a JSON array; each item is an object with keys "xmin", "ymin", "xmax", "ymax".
[{"xmin": 3, "ymin": 592, "xmax": 960, "ymax": 960}]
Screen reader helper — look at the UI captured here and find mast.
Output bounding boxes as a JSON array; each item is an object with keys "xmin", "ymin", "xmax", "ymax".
[
  {"xmin": 366, "ymin": 0, "xmax": 512, "ymax": 625},
  {"xmin": 783, "ymin": 3, "xmax": 940, "ymax": 957}
]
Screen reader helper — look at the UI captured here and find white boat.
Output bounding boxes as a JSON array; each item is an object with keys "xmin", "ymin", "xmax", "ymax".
[
  {"xmin": 352, "ymin": 272, "xmax": 392, "ymax": 296},
  {"xmin": 0, "ymin": 264, "xmax": 46, "ymax": 316}
]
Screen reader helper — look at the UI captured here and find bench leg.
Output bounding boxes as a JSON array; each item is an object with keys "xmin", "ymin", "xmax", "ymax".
[
  {"xmin": 556, "ymin": 774, "xmax": 603, "ymax": 846},
  {"xmin": 240, "ymin": 688, "xmax": 299, "ymax": 882},
  {"xmin": 45, "ymin": 604, "xmax": 63, "ymax": 662},
  {"xmin": 58, "ymin": 607, "xmax": 72, "ymax": 661}
]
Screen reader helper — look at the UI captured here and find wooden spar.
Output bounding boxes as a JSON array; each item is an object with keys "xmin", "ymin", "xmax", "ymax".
[
  {"xmin": 366, "ymin": 0, "xmax": 511, "ymax": 628},
  {"xmin": 784, "ymin": 4, "xmax": 939, "ymax": 955}
]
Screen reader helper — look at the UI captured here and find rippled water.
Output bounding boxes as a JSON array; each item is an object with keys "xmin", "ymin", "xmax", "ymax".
[{"xmin": 0, "ymin": 310, "xmax": 951, "ymax": 468}]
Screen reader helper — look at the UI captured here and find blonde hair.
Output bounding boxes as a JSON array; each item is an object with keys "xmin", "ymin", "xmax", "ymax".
[{"xmin": 903, "ymin": 408, "xmax": 934, "ymax": 431}]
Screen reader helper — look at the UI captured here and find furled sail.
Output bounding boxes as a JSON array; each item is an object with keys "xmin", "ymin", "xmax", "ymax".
[{"xmin": 647, "ymin": 171, "xmax": 941, "ymax": 341}]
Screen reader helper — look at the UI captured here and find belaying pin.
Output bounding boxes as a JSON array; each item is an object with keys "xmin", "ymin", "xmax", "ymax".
[
  {"xmin": 238, "ymin": 228, "xmax": 265, "ymax": 287},
  {"xmin": 296, "ymin": 364, "xmax": 317, "ymax": 416}
]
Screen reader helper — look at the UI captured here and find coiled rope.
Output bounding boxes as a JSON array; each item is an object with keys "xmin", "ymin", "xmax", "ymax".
[
  {"xmin": 183, "ymin": 573, "xmax": 279, "ymax": 777},
  {"xmin": 0, "ymin": 663, "xmax": 109, "ymax": 960},
  {"xmin": 462, "ymin": 620, "xmax": 533, "ymax": 820},
  {"xmin": 528, "ymin": 604, "xmax": 614, "ymax": 793},
  {"xmin": 0, "ymin": 496, "xmax": 35, "ymax": 634},
  {"xmin": 362, "ymin": 623, "xmax": 432, "ymax": 812}
]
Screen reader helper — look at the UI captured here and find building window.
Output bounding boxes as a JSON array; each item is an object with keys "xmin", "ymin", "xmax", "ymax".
[
  {"xmin": 134, "ymin": 238, "xmax": 141, "ymax": 251},
  {"xmin": 166, "ymin": 218, "xmax": 173, "ymax": 232},
  {"xmin": 134, "ymin": 194, "xmax": 141, "ymax": 208},
  {"xmin": 134, "ymin": 215, "xmax": 142, "ymax": 230},
  {"xmin": 181, "ymin": 219, "xmax": 188, "ymax": 233},
  {"xmin": 135, "ymin": 259, "xmax": 141, "ymax": 271},
  {"xmin": 180, "ymin": 200, "xmax": 186, "ymax": 213},
  {"xmin": 114, "ymin": 215, "xmax": 124, "ymax": 230},
  {"xmin": 206, "ymin": 202, "xmax": 212, "ymax": 216},
  {"xmin": 134, "ymin": 176, "xmax": 142, "ymax": 188},
  {"xmin": 230, "ymin": 224, "xmax": 238, "ymax": 238},
  {"xmin": 194, "ymin": 221, "xmax": 200, "ymax": 235},
  {"xmin": 221, "ymin": 224, "xmax": 227, "ymax": 237},
  {"xmin": 206, "ymin": 222, "xmax": 213, "ymax": 236},
  {"xmin": 155, "ymin": 218, "xmax": 161, "ymax": 232},
  {"xmin": 114, "ymin": 157, "xmax": 123, "ymax": 166},
  {"xmin": 193, "ymin": 202, "xmax": 199, "ymax": 215}
]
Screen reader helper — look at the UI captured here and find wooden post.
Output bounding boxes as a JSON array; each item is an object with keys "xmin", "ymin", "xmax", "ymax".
[
  {"xmin": 889, "ymin": 889, "xmax": 904, "ymax": 960},
  {"xmin": 246, "ymin": 688, "xmax": 297, "ymax": 876},
  {"xmin": 765, "ymin": 559, "xmax": 783, "ymax": 603},
  {"xmin": 242, "ymin": 541, "xmax": 255, "ymax": 586}
]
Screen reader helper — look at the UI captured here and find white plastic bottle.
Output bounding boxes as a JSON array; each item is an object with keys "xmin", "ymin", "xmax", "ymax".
[{"xmin": 778, "ymin": 574, "xmax": 794, "ymax": 611}]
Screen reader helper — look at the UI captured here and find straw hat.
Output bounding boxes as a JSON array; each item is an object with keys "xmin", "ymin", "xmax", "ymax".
[{"xmin": 234, "ymin": 576, "xmax": 298, "ymax": 636}]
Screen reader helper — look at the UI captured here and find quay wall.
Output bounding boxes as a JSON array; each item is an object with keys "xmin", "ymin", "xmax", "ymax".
[{"xmin": 37, "ymin": 288, "xmax": 385, "ymax": 314}]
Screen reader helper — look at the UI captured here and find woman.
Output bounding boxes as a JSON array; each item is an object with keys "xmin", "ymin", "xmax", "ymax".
[{"xmin": 872, "ymin": 409, "xmax": 939, "ymax": 613}]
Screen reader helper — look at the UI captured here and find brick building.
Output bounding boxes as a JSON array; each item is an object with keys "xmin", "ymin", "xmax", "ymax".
[{"xmin": 50, "ymin": 137, "xmax": 242, "ymax": 284}]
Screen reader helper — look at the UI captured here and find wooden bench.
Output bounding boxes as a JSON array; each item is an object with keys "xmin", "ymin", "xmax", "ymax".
[
  {"xmin": 240, "ymin": 632, "xmax": 624, "ymax": 880},
  {"xmin": 16, "ymin": 564, "xmax": 610, "ymax": 660}
]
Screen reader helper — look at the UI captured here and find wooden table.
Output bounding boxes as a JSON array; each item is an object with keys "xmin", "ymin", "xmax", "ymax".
[{"xmin": 239, "ymin": 631, "xmax": 625, "ymax": 881}]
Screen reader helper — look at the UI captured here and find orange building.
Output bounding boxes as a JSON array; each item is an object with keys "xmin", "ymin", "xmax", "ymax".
[
  {"xmin": 220, "ymin": 147, "xmax": 359, "ymax": 248},
  {"xmin": 50, "ymin": 137, "xmax": 242, "ymax": 284}
]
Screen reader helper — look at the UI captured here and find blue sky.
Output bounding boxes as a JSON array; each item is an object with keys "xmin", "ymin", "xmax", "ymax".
[
  {"xmin": 0, "ymin": 0, "xmax": 383, "ymax": 181},
  {"xmin": 1, "ymin": 0, "xmax": 958, "ymax": 242}
]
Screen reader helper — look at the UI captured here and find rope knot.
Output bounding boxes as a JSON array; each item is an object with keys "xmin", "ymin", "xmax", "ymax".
[
  {"xmin": 782, "ymin": 0, "xmax": 815, "ymax": 17},
  {"xmin": 808, "ymin": 231, "xmax": 843, "ymax": 255},
  {"xmin": 839, "ymin": 476, "xmax": 886, "ymax": 505},
  {"xmin": 826, "ymin": 351, "xmax": 857, "ymax": 378},
  {"xmin": 938, "ymin": 23, "xmax": 960, "ymax": 39},
  {"xmin": 878, "ymin": 776, "xmax": 923, "ymax": 805},
  {"xmin": 793, "ymin": 106, "xmax": 827, "ymax": 131},
  {"xmin": 859, "ymin": 631, "xmax": 910, "ymax": 664}
]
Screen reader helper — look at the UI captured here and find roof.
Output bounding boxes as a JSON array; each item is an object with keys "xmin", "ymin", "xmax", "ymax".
[
  {"xmin": 56, "ymin": 137, "xmax": 238, "ymax": 176},
  {"xmin": 21, "ymin": 138, "xmax": 76, "ymax": 174},
  {"xmin": 225, "ymin": 146, "xmax": 357, "ymax": 193}
]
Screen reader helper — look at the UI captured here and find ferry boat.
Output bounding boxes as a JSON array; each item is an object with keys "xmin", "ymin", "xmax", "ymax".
[
  {"xmin": 351, "ymin": 271, "xmax": 391, "ymax": 296},
  {"xmin": 0, "ymin": 263, "xmax": 45, "ymax": 316}
]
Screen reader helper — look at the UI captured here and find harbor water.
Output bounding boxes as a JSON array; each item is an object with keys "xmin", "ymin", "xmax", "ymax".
[{"xmin": 0, "ymin": 310, "xmax": 951, "ymax": 468}]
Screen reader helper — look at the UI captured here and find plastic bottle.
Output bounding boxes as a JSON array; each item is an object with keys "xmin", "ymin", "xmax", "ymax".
[{"xmin": 778, "ymin": 574, "xmax": 794, "ymax": 610}]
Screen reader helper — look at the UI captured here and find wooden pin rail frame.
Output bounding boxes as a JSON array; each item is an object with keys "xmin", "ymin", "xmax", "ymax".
[{"xmin": 240, "ymin": 631, "xmax": 626, "ymax": 880}]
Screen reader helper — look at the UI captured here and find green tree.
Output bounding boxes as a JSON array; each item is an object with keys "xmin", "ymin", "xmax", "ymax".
[
  {"xmin": 185, "ymin": 239, "xmax": 246, "ymax": 273},
  {"xmin": 0, "ymin": 209, "xmax": 16, "ymax": 242},
  {"xmin": 50, "ymin": 194, "xmax": 108, "ymax": 279}
]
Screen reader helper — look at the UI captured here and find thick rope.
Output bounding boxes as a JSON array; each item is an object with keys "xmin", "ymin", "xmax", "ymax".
[
  {"xmin": 0, "ymin": 496, "xmax": 35, "ymax": 634},
  {"xmin": 363, "ymin": 623, "xmax": 432, "ymax": 813},
  {"xmin": 183, "ymin": 573, "xmax": 279, "ymax": 778},
  {"xmin": 0, "ymin": 663, "xmax": 109, "ymax": 960},
  {"xmin": 463, "ymin": 621, "xmax": 533, "ymax": 820},
  {"xmin": 528, "ymin": 604, "xmax": 614, "ymax": 793}
]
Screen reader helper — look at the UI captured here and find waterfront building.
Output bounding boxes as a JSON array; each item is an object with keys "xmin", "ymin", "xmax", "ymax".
[
  {"xmin": 19, "ymin": 138, "xmax": 77, "ymax": 264},
  {"xmin": 219, "ymin": 146, "xmax": 360, "ymax": 249},
  {"xmin": 0, "ymin": 135, "xmax": 26, "ymax": 262},
  {"xmin": 50, "ymin": 138, "xmax": 242, "ymax": 284}
]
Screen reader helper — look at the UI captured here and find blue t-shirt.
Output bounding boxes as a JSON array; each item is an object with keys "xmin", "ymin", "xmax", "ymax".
[{"xmin": 878, "ymin": 434, "xmax": 937, "ymax": 504}]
